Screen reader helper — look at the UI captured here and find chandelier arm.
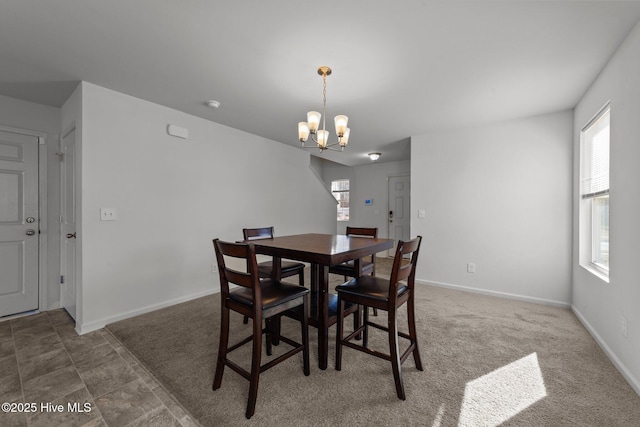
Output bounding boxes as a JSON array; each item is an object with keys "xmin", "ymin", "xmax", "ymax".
[
  {"xmin": 321, "ymin": 141, "xmax": 346, "ymax": 150},
  {"xmin": 300, "ymin": 141, "xmax": 345, "ymax": 152},
  {"xmin": 321, "ymin": 145, "xmax": 346, "ymax": 152}
]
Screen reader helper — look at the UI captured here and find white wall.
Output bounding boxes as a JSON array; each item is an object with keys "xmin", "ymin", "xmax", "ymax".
[
  {"xmin": 75, "ymin": 82, "xmax": 336, "ymax": 332},
  {"xmin": 0, "ymin": 94, "xmax": 61, "ymax": 310},
  {"xmin": 411, "ymin": 110, "xmax": 573, "ymax": 306},
  {"xmin": 572, "ymin": 20, "xmax": 640, "ymax": 394},
  {"xmin": 320, "ymin": 159, "xmax": 411, "ymax": 236}
]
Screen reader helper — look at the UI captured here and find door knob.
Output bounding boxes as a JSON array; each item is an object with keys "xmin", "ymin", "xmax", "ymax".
[
  {"xmin": 66, "ymin": 233, "xmax": 76, "ymax": 239},
  {"xmin": 26, "ymin": 229, "xmax": 36, "ymax": 236}
]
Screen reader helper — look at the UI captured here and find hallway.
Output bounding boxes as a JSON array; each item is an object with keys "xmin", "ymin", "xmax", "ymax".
[{"xmin": 0, "ymin": 310, "xmax": 197, "ymax": 427}]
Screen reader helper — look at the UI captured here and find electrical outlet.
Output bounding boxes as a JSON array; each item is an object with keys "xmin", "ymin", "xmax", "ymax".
[
  {"xmin": 211, "ymin": 263, "xmax": 218, "ymax": 274},
  {"xmin": 467, "ymin": 263, "xmax": 476, "ymax": 273},
  {"xmin": 621, "ymin": 316, "xmax": 628, "ymax": 338},
  {"xmin": 100, "ymin": 208, "xmax": 117, "ymax": 221}
]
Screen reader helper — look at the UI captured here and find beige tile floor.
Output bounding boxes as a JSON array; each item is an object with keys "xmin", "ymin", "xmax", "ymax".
[{"xmin": 0, "ymin": 309, "xmax": 199, "ymax": 427}]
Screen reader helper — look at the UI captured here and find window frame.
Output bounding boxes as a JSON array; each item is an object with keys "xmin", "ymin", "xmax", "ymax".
[
  {"xmin": 579, "ymin": 103, "xmax": 610, "ymax": 281},
  {"xmin": 331, "ymin": 179, "xmax": 350, "ymax": 222}
]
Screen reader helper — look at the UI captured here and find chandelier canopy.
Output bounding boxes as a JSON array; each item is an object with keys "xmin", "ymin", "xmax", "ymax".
[{"xmin": 298, "ymin": 66, "xmax": 350, "ymax": 151}]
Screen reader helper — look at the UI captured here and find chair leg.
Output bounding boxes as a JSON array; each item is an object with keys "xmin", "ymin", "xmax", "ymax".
[
  {"xmin": 302, "ymin": 294, "xmax": 310, "ymax": 376},
  {"xmin": 354, "ymin": 305, "xmax": 362, "ymax": 341},
  {"xmin": 363, "ymin": 304, "xmax": 369, "ymax": 348},
  {"xmin": 407, "ymin": 292, "xmax": 423, "ymax": 371},
  {"xmin": 265, "ymin": 318, "xmax": 273, "ymax": 356},
  {"xmin": 370, "ymin": 271, "xmax": 378, "ymax": 317},
  {"xmin": 388, "ymin": 308, "xmax": 406, "ymax": 400},
  {"xmin": 246, "ymin": 314, "xmax": 263, "ymax": 419},
  {"xmin": 243, "ymin": 315, "xmax": 249, "ymax": 324},
  {"xmin": 299, "ymin": 270, "xmax": 305, "ymax": 287},
  {"xmin": 335, "ymin": 296, "xmax": 345, "ymax": 371},
  {"xmin": 213, "ymin": 304, "xmax": 230, "ymax": 390},
  {"xmin": 271, "ymin": 315, "xmax": 281, "ymax": 346}
]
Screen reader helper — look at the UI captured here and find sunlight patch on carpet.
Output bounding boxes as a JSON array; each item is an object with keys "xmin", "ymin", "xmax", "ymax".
[
  {"xmin": 458, "ymin": 352, "xmax": 547, "ymax": 426},
  {"xmin": 432, "ymin": 403, "xmax": 446, "ymax": 427}
]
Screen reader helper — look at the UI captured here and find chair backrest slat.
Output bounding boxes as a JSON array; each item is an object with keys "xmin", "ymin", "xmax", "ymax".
[
  {"xmin": 243, "ymin": 226, "xmax": 275, "ymax": 241},
  {"xmin": 345, "ymin": 226, "xmax": 377, "ymax": 238},
  {"xmin": 224, "ymin": 269, "xmax": 253, "ymax": 288}
]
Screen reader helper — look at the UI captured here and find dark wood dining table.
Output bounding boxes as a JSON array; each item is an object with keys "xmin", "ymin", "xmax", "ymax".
[{"xmin": 250, "ymin": 233, "xmax": 394, "ymax": 370}]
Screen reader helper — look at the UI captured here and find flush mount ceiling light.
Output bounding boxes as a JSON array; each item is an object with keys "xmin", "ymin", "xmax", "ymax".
[
  {"xmin": 298, "ymin": 66, "xmax": 350, "ymax": 152},
  {"xmin": 368, "ymin": 152, "xmax": 381, "ymax": 161},
  {"xmin": 206, "ymin": 100, "xmax": 220, "ymax": 108}
]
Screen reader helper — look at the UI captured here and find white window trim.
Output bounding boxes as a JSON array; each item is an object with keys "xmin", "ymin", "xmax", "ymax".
[
  {"xmin": 331, "ymin": 179, "xmax": 350, "ymax": 222},
  {"xmin": 579, "ymin": 102, "xmax": 610, "ymax": 283}
]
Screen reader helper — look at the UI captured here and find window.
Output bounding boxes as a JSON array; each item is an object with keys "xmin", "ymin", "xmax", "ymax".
[
  {"xmin": 331, "ymin": 179, "xmax": 350, "ymax": 221},
  {"xmin": 580, "ymin": 104, "xmax": 610, "ymax": 278}
]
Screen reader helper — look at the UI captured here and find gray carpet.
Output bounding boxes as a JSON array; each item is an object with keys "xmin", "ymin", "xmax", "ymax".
[{"xmin": 107, "ymin": 260, "xmax": 640, "ymax": 426}]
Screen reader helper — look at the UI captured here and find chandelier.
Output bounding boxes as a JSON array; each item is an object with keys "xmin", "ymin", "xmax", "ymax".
[{"xmin": 298, "ymin": 66, "xmax": 350, "ymax": 151}]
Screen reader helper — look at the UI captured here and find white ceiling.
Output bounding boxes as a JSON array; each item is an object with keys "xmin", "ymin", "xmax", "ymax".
[{"xmin": 1, "ymin": 1, "xmax": 639, "ymax": 166}]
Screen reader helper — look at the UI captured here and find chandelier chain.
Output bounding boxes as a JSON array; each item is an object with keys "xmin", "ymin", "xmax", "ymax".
[{"xmin": 322, "ymin": 73, "xmax": 327, "ymax": 134}]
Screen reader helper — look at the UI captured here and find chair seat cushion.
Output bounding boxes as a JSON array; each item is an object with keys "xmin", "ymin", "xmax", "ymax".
[
  {"xmin": 329, "ymin": 260, "xmax": 374, "ymax": 277},
  {"xmin": 257, "ymin": 260, "xmax": 305, "ymax": 277},
  {"xmin": 229, "ymin": 280, "xmax": 309, "ymax": 310},
  {"xmin": 335, "ymin": 276, "xmax": 407, "ymax": 303}
]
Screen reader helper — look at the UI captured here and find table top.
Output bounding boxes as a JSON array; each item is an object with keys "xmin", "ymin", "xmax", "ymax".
[{"xmin": 251, "ymin": 233, "xmax": 394, "ymax": 265}]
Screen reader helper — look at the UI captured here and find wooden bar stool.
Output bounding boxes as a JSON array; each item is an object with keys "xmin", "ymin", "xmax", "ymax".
[
  {"xmin": 212, "ymin": 238, "xmax": 310, "ymax": 419},
  {"xmin": 330, "ymin": 227, "xmax": 378, "ymax": 279},
  {"xmin": 243, "ymin": 226, "xmax": 305, "ymax": 286},
  {"xmin": 330, "ymin": 226, "xmax": 379, "ymax": 316},
  {"xmin": 335, "ymin": 236, "xmax": 423, "ymax": 400},
  {"xmin": 242, "ymin": 227, "xmax": 306, "ymax": 327}
]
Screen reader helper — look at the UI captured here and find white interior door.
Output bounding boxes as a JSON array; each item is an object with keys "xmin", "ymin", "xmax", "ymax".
[
  {"xmin": 60, "ymin": 128, "xmax": 77, "ymax": 320},
  {"xmin": 388, "ymin": 175, "xmax": 410, "ymax": 257},
  {"xmin": 0, "ymin": 129, "xmax": 40, "ymax": 317}
]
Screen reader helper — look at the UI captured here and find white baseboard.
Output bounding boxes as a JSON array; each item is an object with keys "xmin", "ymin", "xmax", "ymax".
[
  {"xmin": 46, "ymin": 300, "xmax": 61, "ymax": 311},
  {"xmin": 75, "ymin": 288, "xmax": 217, "ymax": 335},
  {"xmin": 572, "ymin": 306, "xmax": 640, "ymax": 397},
  {"xmin": 414, "ymin": 278, "xmax": 639, "ymax": 397},
  {"xmin": 416, "ymin": 278, "xmax": 571, "ymax": 308}
]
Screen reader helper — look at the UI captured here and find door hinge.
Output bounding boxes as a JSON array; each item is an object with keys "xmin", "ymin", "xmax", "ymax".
[
  {"xmin": 55, "ymin": 152, "xmax": 64, "ymax": 160},
  {"xmin": 60, "ymin": 275, "xmax": 64, "ymax": 284}
]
